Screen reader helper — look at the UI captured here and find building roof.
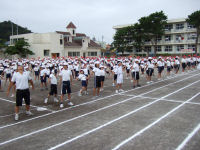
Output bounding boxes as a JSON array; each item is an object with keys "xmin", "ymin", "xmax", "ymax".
[
  {"xmin": 66, "ymin": 22, "xmax": 76, "ymax": 29},
  {"xmin": 56, "ymin": 31, "xmax": 86, "ymax": 37}
]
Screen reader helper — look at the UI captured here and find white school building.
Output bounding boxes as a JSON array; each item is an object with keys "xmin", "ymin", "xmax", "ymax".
[
  {"xmin": 113, "ymin": 18, "xmax": 200, "ymax": 55},
  {"xmin": 10, "ymin": 22, "xmax": 101, "ymax": 58}
]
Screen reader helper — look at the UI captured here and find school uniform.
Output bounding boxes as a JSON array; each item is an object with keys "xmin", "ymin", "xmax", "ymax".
[
  {"xmin": 78, "ymin": 74, "xmax": 87, "ymax": 87},
  {"xmin": 116, "ymin": 66, "xmax": 123, "ymax": 84},
  {"xmin": 11, "ymin": 72, "xmax": 32, "ymax": 106},
  {"xmin": 40, "ymin": 69, "xmax": 47, "ymax": 83},
  {"xmin": 181, "ymin": 58, "xmax": 186, "ymax": 69},
  {"xmin": 166, "ymin": 60, "xmax": 171, "ymax": 72},
  {"xmin": 100, "ymin": 69, "xmax": 105, "ymax": 82},
  {"xmin": 59, "ymin": 69, "xmax": 72, "ymax": 94},
  {"xmin": 131, "ymin": 63, "xmax": 140, "ymax": 80},
  {"xmin": 4, "ymin": 68, "xmax": 12, "ymax": 79},
  {"xmin": 146, "ymin": 62, "xmax": 154, "ymax": 76},
  {"xmin": 92, "ymin": 67, "xmax": 101, "ymax": 88},
  {"xmin": 49, "ymin": 73, "xmax": 57, "ymax": 95},
  {"xmin": 157, "ymin": 61, "xmax": 162, "ymax": 73}
]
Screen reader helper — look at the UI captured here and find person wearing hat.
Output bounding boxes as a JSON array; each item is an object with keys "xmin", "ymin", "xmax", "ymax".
[
  {"xmin": 44, "ymin": 70, "xmax": 59, "ymax": 104},
  {"xmin": 181, "ymin": 56, "xmax": 187, "ymax": 72},
  {"xmin": 7, "ymin": 65, "xmax": 34, "ymax": 121},
  {"xmin": 91, "ymin": 62, "xmax": 101, "ymax": 97},
  {"xmin": 33, "ymin": 64, "xmax": 40, "ymax": 81},
  {"xmin": 59, "ymin": 63, "xmax": 73, "ymax": 108},
  {"xmin": 146, "ymin": 57, "xmax": 154, "ymax": 84},
  {"xmin": 174, "ymin": 57, "xmax": 180, "ymax": 74},
  {"xmin": 116, "ymin": 61, "xmax": 124, "ymax": 93},
  {"xmin": 99, "ymin": 65, "xmax": 106, "ymax": 91},
  {"xmin": 166, "ymin": 58, "xmax": 172, "ymax": 77},
  {"xmin": 4, "ymin": 65, "xmax": 12, "ymax": 85},
  {"xmin": 40, "ymin": 66, "xmax": 48, "ymax": 91},
  {"xmin": 131, "ymin": 59, "xmax": 141, "ymax": 88},
  {"xmin": 156, "ymin": 57, "xmax": 163, "ymax": 80},
  {"xmin": 76, "ymin": 69, "xmax": 88, "ymax": 96},
  {"xmin": 112, "ymin": 63, "xmax": 118, "ymax": 87}
]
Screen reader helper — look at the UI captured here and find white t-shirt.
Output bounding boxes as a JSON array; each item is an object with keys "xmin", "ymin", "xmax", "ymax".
[
  {"xmin": 59, "ymin": 69, "xmax": 72, "ymax": 81},
  {"xmin": 131, "ymin": 63, "xmax": 139, "ymax": 72},
  {"xmin": 11, "ymin": 72, "xmax": 32, "ymax": 90},
  {"xmin": 40, "ymin": 69, "xmax": 47, "ymax": 77},
  {"xmin": 50, "ymin": 74, "xmax": 57, "ymax": 84},
  {"xmin": 92, "ymin": 67, "xmax": 101, "ymax": 76},
  {"xmin": 4, "ymin": 68, "xmax": 12, "ymax": 74},
  {"xmin": 99, "ymin": 69, "xmax": 105, "ymax": 76},
  {"xmin": 78, "ymin": 74, "xmax": 86, "ymax": 81},
  {"xmin": 157, "ymin": 61, "xmax": 162, "ymax": 67}
]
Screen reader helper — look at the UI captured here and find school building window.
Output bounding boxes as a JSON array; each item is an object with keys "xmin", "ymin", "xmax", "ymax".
[
  {"xmin": 88, "ymin": 52, "xmax": 97, "ymax": 56},
  {"xmin": 188, "ymin": 45, "xmax": 195, "ymax": 51},
  {"xmin": 44, "ymin": 50, "xmax": 50, "ymax": 56},
  {"xmin": 165, "ymin": 35, "xmax": 171, "ymax": 41},
  {"xmin": 60, "ymin": 39, "xmax": 63, "ymax": 45},
  {"xmin": 176, "ymin": 23, "xmax": 184, "ymax": 30},
  {"xmin": 176, "ymin": 45, "xmax": 184, "ymax": 51},
  {"xmin": 165, "ymin": 24, "xmax": 173, "ymax": 31},
  {"xmin": 155, "ymin": 46, "xmax": 162, "ymax": 52},
  {"xmin": 144, "ymin": 46, "xmax": 151, "ymax": 52},
  {"xmin": 165, "ymin": 46, "xmax": 172, "ymax": 52},
  {"xmin": 187, "ymin": 23, "xmax": 195, "ymax": 29},
  {"xmin": 68, "ymin": 52, "xmax": 80, "ymax": 57}
]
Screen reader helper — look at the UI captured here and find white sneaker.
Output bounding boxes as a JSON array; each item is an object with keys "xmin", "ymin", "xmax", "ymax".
[
  {"xmin": 54, "ymin": 97, "xmax": 59, "ymax": 102},
  {"xmin": 112, "ymin": 83, "xmax": 115, "ymax": 86},
  {"xmin": 158, "ymin": 78, "xmax": 161, "ymax": 81},
  {"xmin": 10, "ymin": 94, "xmax": 15, "ymax": 97},
  {"xmin": 68, "ymin": 101, "xmax": 74, "ymax": 106},
  {"xmin": 26, "ymin": 111, "xmax": 33, "ymax": 116},
  {"xmin": 147, "ymin": 81, "xmax": 150, "ymax": 84},
  {"xmin": 119, "ymin": 89, "xmax": 124, "ymax": 92},
  {"xmin": 60, "ymin": 103, "xmax": 64, "ymax": 108},
  {"xmin": 116, "ymin": 90, "xmax": 119, "ymax": 93},
  {"xmin": 15, "ymin": 113, "xmax": 19, "ymax": 121},
  {"xmin": 44, "ymin": 98, "xmax": 48, "ymax": 104},
  {"xmin": 86, "ymin": 91, "xmax": 89, "ymax": 95}
]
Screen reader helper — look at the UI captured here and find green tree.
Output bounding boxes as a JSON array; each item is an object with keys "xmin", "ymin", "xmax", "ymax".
[
  {"xmin": 139, "ymin": 11, "xmax": 167, "ymax": 56},
  {"xmin": 4, "ymin": 39, "xmax": 34, "ymax": 58},
  {"xmin": 113, "ymin": 26, "xmax": 133, "ymax": 55},
  {"xmin": 186, "ymin": 10, "xmax": 200, "ymax": 54}
]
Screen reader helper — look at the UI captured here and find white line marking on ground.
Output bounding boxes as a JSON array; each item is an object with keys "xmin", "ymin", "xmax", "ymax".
[
  {"xmin": 111, "ymin": 92, "xmax": 200, "ymax": 150},
  {"xmin": 0, "ymin": 74, "xmax": 199, "ymax": 147},
  {"xmin": 175, "ymin": 122, "xmax": 200, "ymax": 150},
  {"xmin": 0, "ymin": 97, "xmax": 53, "ymax": 112},
  {"xmin": 0, "ymin": 71, "xmax": 197, "ymax": 130},
  {"xmin": 119, "ymin": 94, "xmax": 200, "ymax": 106},
  {"xmin": 46, "ymin": 80, "xmax": 200, "ymax": 150}
]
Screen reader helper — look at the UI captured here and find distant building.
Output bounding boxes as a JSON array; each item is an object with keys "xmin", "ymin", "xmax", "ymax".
[
  {"xmin": 113, "ymin": 18, "xmax": 200, "ymax": 55},
  {"xmin": 10, "ymin": 22, "xmax": 101, "ymax": 58}
]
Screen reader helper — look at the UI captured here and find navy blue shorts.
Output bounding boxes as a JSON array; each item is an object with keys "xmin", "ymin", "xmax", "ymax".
[
  {"xmin": 94, "ymin": 76, "xmax": 101, "ymax": 88},
  {"xmin": 62, "ymin": 81, "xmax": 71, "ymax": 94},
  {"xmin": 81, "ymin": 80, "xmax": 87, "ymax": 87},
  {"xmin": 35, "ymin": 71, "xmax": 39, "ymax": 76},
  {"xmin": 100, "ymin": 76, "xmax": 105, "ymax": 82},
  {"xmin": 16, "ymin": 89, "xmax": 30, "ymax": 106},
  {"xmin": 49, "ymin": 84, "xmax": 57, "ymax": 95},
  {"xmin": 6, "ymin": 74, "xmax": 11, "ymax": 79},
  {"xmin": 158, "ymin": 67, "xmax": 162, "ymax": 73},
  {"xmin": 40, "ymin": 76, "xmax": 47, "ymax": 83}
]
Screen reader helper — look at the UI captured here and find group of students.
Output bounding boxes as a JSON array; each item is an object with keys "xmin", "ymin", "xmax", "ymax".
[{"xmin": 0, "ymin": 55, "xmax": 199, "ymax": 120}]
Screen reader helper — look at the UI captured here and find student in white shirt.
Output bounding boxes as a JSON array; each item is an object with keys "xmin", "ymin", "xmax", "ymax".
[
  {"xmin": 131, "ymin": 59, "xmax": 141, "ymax": 88},
  {"xmin": 116, "ymin": 61, "xmax": 124, "ymax": 93},
  {"xmin": 157, "ymin": 57, "xmax": 163, "ymax": 80},
  {"xmin": 4, "ymin": 66, "xmax": 12, "ymax": 85},
  {"xmin": 59, "ymin": 63, "xmax": 73, "ymax": 108},
  {"xmin": 112, "ymin": 64, "xmax": 118, "ymax": 86},
  {"xmin": 44, "ymin": 70, "xmax": 59, "ymax": 104},
  {"xmin": 33, "ymin": 64, "xmax": 40, "ymax": 81},
  {"xmin": 146, "ymin": 58, "xmax": 154, "ymax": 84},
  {"xmin": 40, "ymin": 66, "xmax": 48, "ymax": 90},
  {"xmin": 166, "ymin": 58, "xmax": 172, "ymax": 77},
  {"xmin": 174, "ymin": 57, "xmax": 180, "ymax": 74},
  {"xmin": 91, "ymin": 63, "xmax": 101, "ymax": 97},
  {"xmin": 99, "ymin": 65, "xmax": 106, "ymax": 91},
  {"xmin": 76, "ymin": 69, "xmax": 88, "ymax": 96},
  {"xmin": 181, "ymin": 56, "xmax": 187, "ymax": 72},
  {"xmin": 7, "ymin": 65, "xmax": 34, "ymax": 121}
]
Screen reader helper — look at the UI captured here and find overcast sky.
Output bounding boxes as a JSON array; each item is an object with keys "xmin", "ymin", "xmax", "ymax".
[{"xmin": 0, "ymin": 0, "xmax": 199, "ymax": 43}]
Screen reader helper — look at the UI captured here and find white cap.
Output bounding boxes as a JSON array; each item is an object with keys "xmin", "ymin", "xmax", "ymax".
[
  {"xmin": 63, "ymin": 63, "xmax": 68, "ymax": 66},
  {"xmin": 134, "ymin": 59, "xmax": 139, "ymax": 62},
  {"xmin": 148, "ymin": 57, "xmax": 152, "ymax": 60}
]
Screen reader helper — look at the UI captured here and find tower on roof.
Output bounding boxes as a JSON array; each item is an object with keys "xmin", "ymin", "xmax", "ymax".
[{"xmin": 66, "ymin": 22, "xmax": 76, "ymax": 36}]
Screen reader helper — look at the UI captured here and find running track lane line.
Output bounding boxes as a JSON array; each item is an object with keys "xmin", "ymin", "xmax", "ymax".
[
  {"xmin": 0, "ymin": 75, "xmax": 199, "ymax": 146},
  {"xmin": 45, "ymin": 81, "xmax": 200, "ymax": 149},
  {"xmin": 175, "ymin": 122, "xmax": 200, "ymax": 150},
  {"xmin": 111, "ymin": 93, "xmax": 200, "ymax": 150},
  {"xmin": 0, "ymin": 70, "xmax": 197, "ymax": 130}
]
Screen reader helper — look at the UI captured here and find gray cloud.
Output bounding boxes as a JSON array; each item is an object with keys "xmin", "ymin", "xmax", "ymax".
[{"xmin": 0, "ymin": 0, "xmax": 199, "ymax": 43}]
